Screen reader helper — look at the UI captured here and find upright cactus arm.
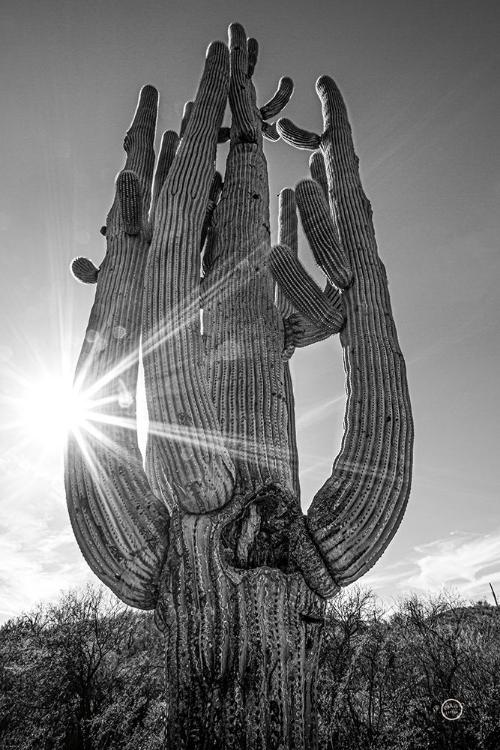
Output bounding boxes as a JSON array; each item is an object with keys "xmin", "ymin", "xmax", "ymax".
[
  {"xmin": 275, "ymin": 187, "xmax": 298, "ymax": 319},
  {"xmin": 309, "ymin": 150, "xmax": 329, "ymax": 201},
  {"xmin": 142, "ymin": 41, "xmax": 236, "ymax": 514},
  {"xmin": 278, "ymin": 77, "xmax": 413, "ymax": 585},
  {"xmin": 179, "ymin": 101, "xmax": 194, "ymax": 138},
  {"xmin": 201, "ymin": 23, "xmax": 294, "ymax": 496},
  {"xmin": 295, "ymin": 179, "xmax": 352, "ymax": 289},
  {"xmin": 150, "ymin": 130, "xmax": 180, "ymax": 220},
  {"xmin": 64, "ymin": 86, "xmax": 171, "ymax": 609},
  {"xmin": 273, "ymin": 188, "xmax": 302, "ymax": 497},
  {"xmin": 272, "ymin": 186, "xmax": 345, "ymax": 346}
]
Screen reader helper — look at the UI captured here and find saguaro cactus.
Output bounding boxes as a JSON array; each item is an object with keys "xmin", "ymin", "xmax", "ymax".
[{"xmin": 65, "ymin": 23, "xmax": 413, "ymax": 749}]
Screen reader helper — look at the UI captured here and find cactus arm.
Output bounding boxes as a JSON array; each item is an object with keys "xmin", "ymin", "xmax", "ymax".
[
  {"xmin": 201, "ymin": 23, "xmax": 294, "ymax": 495},
  {"xmin": 270, "ymin": 244, "xmax": 344, "ymax": 333},
  {"xmin": 295, "ymin": 179, "xmax": 352, "ymax": 289},
  {"xmin": 228, "ymin": 24, "xmax": 259, "ymax": 144},
  {"xmin": 64, "ymin": 87, "xmax": 171, "ymax": 610},
  {"xmin": 247, "ymin": 37, "xmax": 258, "ymax": 77},
  {"xmin": 179, "ymin": 100, "xmax": 194, "ymax": 138},
  {"xmin": 298, "ymin": 76, "xmax": 413, "ymax": 584},
  {"xmin": 272, "ymin": 187, "xmax": 301, "ymax": 497},
  {"xmin": 284, "ymin": 311, "xmax": 337, "ymax": 349},
  {"xmin": 274, "ymin": 187, "xmax": 342, "ymax": 352},
  {"xmin": 309, "ymin": 150, "xmax": 329, "ymax": 201},
  {"xmin": 71, "ymin": 256, "xmax": 100, "ymax": 284},
  {"xmin": 150, "ymin": 130, "xmax": 180, "ymax": 220},
  {"xmin": 276, "ymin": 117, "xmax": 321, "ymax": 150},
  {"xmin": 262, "ymin": 121, "xmax": 280, "ymax": 142},
  {"xmin": 278, "ymin": 187, "xmax": 298, "ymax": 256},
  {"xmin": 275, "ymin": 188, "xmax": 298, "ymax": 318},
  {"xmin": 259, "ymin": 76, "xmax": 294, "ymax": 120},
  {"xmin": 142, "ymin": 41, "xmax": 235, "ymax": 514}
]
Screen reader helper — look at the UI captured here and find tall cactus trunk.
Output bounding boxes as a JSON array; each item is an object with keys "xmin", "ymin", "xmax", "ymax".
[
  {"xmin": 155, "ymin": 29, "xmax": 327, "ymax": 744},
  {"xmin": 156, "ymin": 511, "xmax": 325, "ymax": 749}
]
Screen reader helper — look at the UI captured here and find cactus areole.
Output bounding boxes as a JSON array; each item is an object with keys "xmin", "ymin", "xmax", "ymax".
[{"xmin": 64, "ymin": 23, "xmax": 413, "ymax": 749}]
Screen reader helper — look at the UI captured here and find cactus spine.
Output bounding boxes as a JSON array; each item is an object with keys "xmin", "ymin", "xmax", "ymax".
[{"xmin": 65, "ymin": 24, "xmax": 413, "ymax": 749}]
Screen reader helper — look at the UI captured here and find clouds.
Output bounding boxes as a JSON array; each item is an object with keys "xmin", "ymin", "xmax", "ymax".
[
  {"xmin": 408, "ymin": 532, "xmax": 500, "ymax": 595},
  {"xmin": 0, "ymin": 447, "xmax": 90, "ymax": 624},
  {"xmin": 363, "ymin": 530, "xmax": 500, "ymax": 606}
]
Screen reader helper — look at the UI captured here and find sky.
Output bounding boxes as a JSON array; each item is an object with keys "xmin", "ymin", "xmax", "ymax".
[{"xmin": 1, "ymin": 0, "xmax": 499, "ymax": 623}]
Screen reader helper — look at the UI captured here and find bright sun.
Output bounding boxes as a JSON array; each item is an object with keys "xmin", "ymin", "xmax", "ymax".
[{"xmin": 19, "ymin": 377, "xmax": 89, "ymax": 449}]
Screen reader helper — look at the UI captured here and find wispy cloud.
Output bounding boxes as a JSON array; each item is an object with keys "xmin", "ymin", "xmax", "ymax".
[
  {"xmin": 363, "ymin": 531, "xmax": 500, "ymax": 605},
  {"xmin": 0, "ymin": 448, "xmax": 90, "ymax": 624},
  {"xmin": 407, "ymin": 532, "xmax": 500, "ymax": 596}
]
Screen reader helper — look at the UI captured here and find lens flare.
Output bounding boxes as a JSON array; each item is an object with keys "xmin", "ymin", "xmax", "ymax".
[{"xmin": 19, "ymin": 377, "xmax": 91, "ymax": 449}]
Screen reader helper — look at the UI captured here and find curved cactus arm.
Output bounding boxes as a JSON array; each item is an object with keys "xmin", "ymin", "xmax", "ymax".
[
  {"xmin": 294, "ymin": 76, "xmax": 413, "ymax": 584},
  {"xmin": 274, "ymin": 188, "xmax": 346, "ymax": 344},
  {"xmin": 259, "ymin": 76, "xmax": 294, "ymax": 120},
  {"xmin": 65, "ymin": 86, "xmax": 171, "ymax": 610},
  {"xmin": 262, "ymin": 121, "xmax": 280, "ymax": 142},
  {"xmin": 142, "ymin": 41, "xmax": 235, "ymax": 514},
  {"xmin": 283, "ymin": 310, "xmax": 339, "ymax": 350},
  {"xmin": 276, "ymin": 117, "xmax": 321, "ymax": 151},
  {"xmin": 270, "ymin": 244, "xmax": 344, "ymax": 333}
]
